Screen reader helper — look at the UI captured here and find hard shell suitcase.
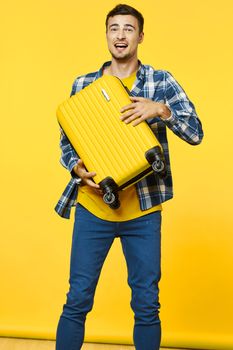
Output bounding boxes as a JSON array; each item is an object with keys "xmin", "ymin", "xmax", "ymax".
[{"xmin": 56, "ymin": 75, "xmax": 166, "ymax": 209}]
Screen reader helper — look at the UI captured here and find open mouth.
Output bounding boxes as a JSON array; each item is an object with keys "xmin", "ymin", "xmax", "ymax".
[{"xmin": 114, "ymin": 43, "xmax": 128, "ymax": 50}]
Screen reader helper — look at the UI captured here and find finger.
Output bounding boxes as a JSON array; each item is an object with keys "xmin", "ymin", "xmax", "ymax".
[
  {"xmin": 120, "ymin": 103, "xmax": 136, "ymax": 113},
  {"xmin": 93, "ymin": 188, "xmax": 103, "ymax": 195},
  {"xmin": 85, "ymin": 178, "xmax": 100, "ymax": 188},
  {"xmin": 84, "ymin": 171, "xmax": 97, "ymax": 178},
  {"xmin": 129, "ymin": 96, "xmax": 145, "ymax": 102},
  {"xmin": 132, "ymin": 116, "xmax": 144, "ymax": 126},
  {"xmin": 120, "ymin": 108, "xmax": 140, "ymax": 120},
  {"xmin": 120, "ymin": 112, "xmax": 133, "ymax": 121},
  {"xmin": 124, "ymin": 114, "xmax": 142, "ymax": 124}
]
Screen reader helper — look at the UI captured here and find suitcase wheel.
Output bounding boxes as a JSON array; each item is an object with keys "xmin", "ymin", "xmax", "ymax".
[
  {"xmin": 145, "ymin": 146, "xmax": 167, "ymax": 177},
  {"xmin": 152, "ymin": 158, "xmax": 165, "ymax": 173},
  {"xmin": 103, "ymin": 191, "xmax": 120, "ymax": 209},
  {"xmin": 103, "ymin": 192, "xmax": 116, "ymax": 205},
  {"xmin": 99, "ymin": 177, "xmax": 120, "ymax": 210},
  {"xmin": 109, "ymin": 198, "xmax": 120, "ymax": 209}
]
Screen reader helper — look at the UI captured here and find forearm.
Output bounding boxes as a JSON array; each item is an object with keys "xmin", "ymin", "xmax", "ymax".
[{"xmin": 163, "ymin": 71, "xmax": 204, "ymax": 145}]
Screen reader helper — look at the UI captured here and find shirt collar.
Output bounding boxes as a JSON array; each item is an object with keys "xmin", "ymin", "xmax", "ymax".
[
  {"xmin": 96, "ymin": 60, "xmax": 145, "ymax": 79},
  {"xmin": 96, "ymin": 60, "xmax": 146, "ymax": 96}
]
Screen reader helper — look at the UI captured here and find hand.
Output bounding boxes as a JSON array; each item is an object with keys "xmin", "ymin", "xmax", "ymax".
[
  {"xmin": 120, "ymin": 96, "xmax": 171, "ymax": 126},
  {"xmin": 73, "ymin": 159, "xmax": 102, "ymax": 194}
]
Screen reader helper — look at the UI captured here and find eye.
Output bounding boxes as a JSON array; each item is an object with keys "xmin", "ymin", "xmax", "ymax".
[{"xmin": 125, "ymin": 27, "xmax": 133, "ymax": 32}]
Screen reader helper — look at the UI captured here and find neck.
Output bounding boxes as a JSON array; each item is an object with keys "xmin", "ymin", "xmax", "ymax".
[{"xmin": 104, "ymin": 56, "xmax": 139, "ymax": 79}]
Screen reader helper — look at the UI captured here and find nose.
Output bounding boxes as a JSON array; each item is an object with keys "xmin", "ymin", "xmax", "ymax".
[{"xmin": 117, "ymin": 29, "xmax": 126, "ymax": 40}]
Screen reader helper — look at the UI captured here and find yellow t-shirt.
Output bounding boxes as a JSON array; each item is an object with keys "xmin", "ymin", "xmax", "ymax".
[{"xmin": 77, "ymin": 71, "xmax": 162, "ymax": 221}]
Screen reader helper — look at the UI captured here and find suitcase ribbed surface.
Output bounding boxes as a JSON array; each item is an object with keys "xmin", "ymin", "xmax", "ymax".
[{"xmin": 57, "ymin": 75, "xmax": 161, "ymax": 187}]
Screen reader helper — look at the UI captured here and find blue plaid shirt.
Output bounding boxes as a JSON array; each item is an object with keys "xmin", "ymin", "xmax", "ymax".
[{"xmin": 55, "ymin": 61, "xmax": 203, "ymax": 219}]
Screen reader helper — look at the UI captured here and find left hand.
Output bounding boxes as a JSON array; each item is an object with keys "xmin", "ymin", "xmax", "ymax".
[{"xmin": 120, "ymin": 96, "xmax": 171, "ymax": 126}]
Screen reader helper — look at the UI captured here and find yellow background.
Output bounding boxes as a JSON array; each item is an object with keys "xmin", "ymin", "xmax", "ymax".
[{"xmin": 1, "ymin": 0, "xmax": 233, "ymax": 349}]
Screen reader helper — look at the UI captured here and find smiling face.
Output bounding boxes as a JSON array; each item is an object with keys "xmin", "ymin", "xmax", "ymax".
[{"xmin": 106, "ymin": 15, "xmax": 144, "ymax": 62}]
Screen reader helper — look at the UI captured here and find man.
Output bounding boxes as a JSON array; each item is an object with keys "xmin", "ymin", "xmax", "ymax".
[{"xmin": 55, "ymin": 4, "xmax": 203, "ymax": 350}]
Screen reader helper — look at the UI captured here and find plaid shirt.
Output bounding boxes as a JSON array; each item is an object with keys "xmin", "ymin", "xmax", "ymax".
[{"xmin": 55, "ymin": 61, "xmax": 203, "ymax": 219}]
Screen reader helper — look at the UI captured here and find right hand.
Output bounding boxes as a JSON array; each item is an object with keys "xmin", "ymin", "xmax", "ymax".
[{"xmin": 73, "ymin": 159, "xmax": 101, "ymax": 192}]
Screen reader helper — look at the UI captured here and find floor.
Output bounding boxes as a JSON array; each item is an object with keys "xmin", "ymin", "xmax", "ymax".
[{"xmin": 0, "ymin": 337, "xmax": 189, "ymax": 350}]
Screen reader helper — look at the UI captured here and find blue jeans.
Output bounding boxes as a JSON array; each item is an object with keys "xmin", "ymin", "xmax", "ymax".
[{"xmin": 56, "ymin": 204, "xmax": 162, "ymax": 350}]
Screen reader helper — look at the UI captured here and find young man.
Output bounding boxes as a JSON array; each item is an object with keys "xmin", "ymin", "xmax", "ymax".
[{"xmin": 55, "ymin": 4, "xmax": 203, "ymax": 350}]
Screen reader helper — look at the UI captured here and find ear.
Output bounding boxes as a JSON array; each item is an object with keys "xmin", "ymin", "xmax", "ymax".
[{"xmin": 138, "ymin": 32, "xmax": 144, "ymax": 44}]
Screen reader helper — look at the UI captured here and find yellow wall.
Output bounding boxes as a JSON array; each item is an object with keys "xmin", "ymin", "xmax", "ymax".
[{"xmin": 1, "ymin": 0, "xmax": 233, "ymax": 349}]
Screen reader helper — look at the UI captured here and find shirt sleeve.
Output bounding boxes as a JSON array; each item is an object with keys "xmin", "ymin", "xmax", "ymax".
[
  {"xmin": 59, "ymin": 128, "xmax": 79, "ymax": 173},
  {"xmin": 162, "ymin": 71, "xmax": 204, "ymax": 145}
]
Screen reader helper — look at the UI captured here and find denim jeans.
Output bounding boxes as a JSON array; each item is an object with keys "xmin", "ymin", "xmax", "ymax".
[{"xmin": 56, "ymin": 204, "xmax": 162, "ymax": 350}]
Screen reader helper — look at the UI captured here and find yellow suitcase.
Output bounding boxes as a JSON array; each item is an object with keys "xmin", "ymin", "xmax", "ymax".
[{"xmin": 57, "ymin": 75, "xmax": 166, "ymax": 209}]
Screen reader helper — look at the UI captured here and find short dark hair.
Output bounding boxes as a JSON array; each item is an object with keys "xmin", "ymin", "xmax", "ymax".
[{"xmin": 105, "ymin": 4, "xmax": 144, "ymax": 34}]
